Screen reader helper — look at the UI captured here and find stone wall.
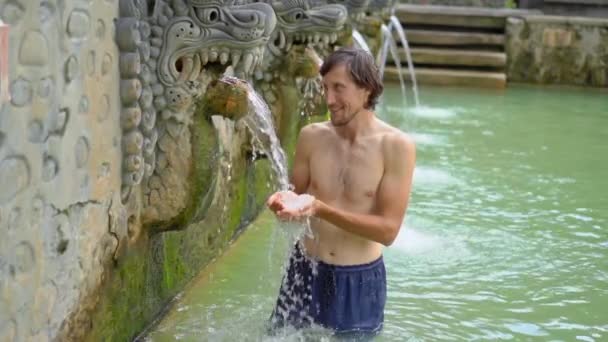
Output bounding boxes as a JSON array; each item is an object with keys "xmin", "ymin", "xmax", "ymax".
[
  {"xmin": 0, "ymin": 1, "xmax": 124, "ymax": 340},
  {"xmin": 506, "ymin": 15, "xmax": 608, "ymax": 87},
  {"xmin": 0, "ymin": 1, "xmax": 278, "ymax": 341}
]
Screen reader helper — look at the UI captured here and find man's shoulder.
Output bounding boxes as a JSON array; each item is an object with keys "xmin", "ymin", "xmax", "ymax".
[
  {"xmin": 376, "ymin": 121, "xmax": 415, "ymax": 155},
  {"xmin": 300, "ymin": 122, "xmax": 332, "ymax": 138}
]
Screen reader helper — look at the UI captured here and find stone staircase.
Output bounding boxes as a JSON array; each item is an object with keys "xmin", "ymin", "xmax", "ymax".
[{"xmin": 384, "ymin": 4, "xmax": 537, "ymax": 88}]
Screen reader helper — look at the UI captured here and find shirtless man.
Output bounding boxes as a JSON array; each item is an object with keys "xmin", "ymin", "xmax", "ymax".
[{"xmin": 267, "ymin": 48, "xmax": 416, "ymax": 336}]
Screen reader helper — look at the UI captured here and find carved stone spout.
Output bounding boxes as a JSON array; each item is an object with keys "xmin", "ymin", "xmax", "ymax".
[{"xmin": 201, "ymin": 77, "xmax": 250, "ymax": 121}]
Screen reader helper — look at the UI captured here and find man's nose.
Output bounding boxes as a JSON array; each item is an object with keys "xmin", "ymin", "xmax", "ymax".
[{"xmin": 325, "ymin": 90, "xmax": 335, "ymax": 105}]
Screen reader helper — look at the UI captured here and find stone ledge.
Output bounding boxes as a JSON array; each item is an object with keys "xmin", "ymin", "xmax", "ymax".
[
  {"xmin": 520, "ymin": 14, "xmax": 608, "ymax": 26},
  {"xmin": 396, "ymin": 4, "xmax": 542, "ymax": 18},
  {"xmin": 403, "ymin": 29, "xmax": 505, "ymax": 46},
  {"xmin": 384, "ymin": 66, "xmax": 507, "ymax": 88},
  {"xmin": 388, "ymin": 48, "xmax": 507, "ymax": 68},
  {"xmin": 395, "ymin": 4, "xmax": 543, "ymax": 29},
  {"xmin": 545, "ymin": 0, "xmax": 608, "ymax": 5}
]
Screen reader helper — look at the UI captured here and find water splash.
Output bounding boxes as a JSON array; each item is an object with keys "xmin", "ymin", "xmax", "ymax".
[
  {"xmin": 239, "ymin": 81, "xmax": 317, "ymax": 289},
  {"xmin": 240, "ymin": 81, "xmax": 291, "ymax": 192}
]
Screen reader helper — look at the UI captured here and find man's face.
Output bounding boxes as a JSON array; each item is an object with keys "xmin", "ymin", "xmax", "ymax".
[{"xmin": 322, "ymin": 64, "xmax": 371, "ymax": 127}]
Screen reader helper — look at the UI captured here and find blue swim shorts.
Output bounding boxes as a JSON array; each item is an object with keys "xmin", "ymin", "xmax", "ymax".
[{"xmin": 269, "ymin": 243, "xmax": 386, "ymax": 336}]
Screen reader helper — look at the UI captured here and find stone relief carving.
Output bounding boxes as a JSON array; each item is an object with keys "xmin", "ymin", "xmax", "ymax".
[
  {"xmin": 358, "ymin": 0, "xmax": 398, "ymax": 55},
  {"xmin": 260, "ymin": 0, "xmax": 347, "ymax": 61},
  {"xmin": 253, "ymin": 0, "xmax": 347, "ymax": 114},
  {"xmin": 114, "ymin": 0, "xmax": 390, "ymax": 230},
  {"xmin": 117, "ymin": 0, "xmax": 277, "ymax": 227}
]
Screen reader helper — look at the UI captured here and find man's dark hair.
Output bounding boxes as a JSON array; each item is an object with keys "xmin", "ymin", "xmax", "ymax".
[{"xmin": 319, "ymin": 47, "xmax": 384, "ymax": 110}]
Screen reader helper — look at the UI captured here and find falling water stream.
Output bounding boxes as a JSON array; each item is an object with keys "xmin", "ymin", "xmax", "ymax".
[
  {"xmin": 352, "ymin": 29, "xmax": 372, "ymax": 53},
  {"xmin": 378, "ymin": 23, "xmax": 408, "ymax": 109},
  {"xmin": 389, "ymin": 15, "xmax": 419, "ymax": 107},
  {"xmin": 238, "ymin": 81, "xmax": 312, "ymax": 252},
  {"xmin": 240, "ymin": 81, "xmax": 290, "ymax": 191},
  {"xmin": 377, "ymin": 15, "xmax": 420, "ymax": 108}
]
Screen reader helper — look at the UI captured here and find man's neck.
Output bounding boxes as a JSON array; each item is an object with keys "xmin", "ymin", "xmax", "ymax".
[{"xmin": 334, "ymin": 109, "xmax": 376, "ymax": 143}]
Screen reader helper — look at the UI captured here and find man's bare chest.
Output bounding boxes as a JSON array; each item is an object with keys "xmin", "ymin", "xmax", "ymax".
[{"xmin": 308, "ymin": 145, "xmax": 384, "ymax": 204}]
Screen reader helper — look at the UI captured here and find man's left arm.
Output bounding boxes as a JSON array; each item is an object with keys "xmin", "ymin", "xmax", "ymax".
[{"xmin": 314, "ymin": 134, "xmax": 416, "ymax": 246}]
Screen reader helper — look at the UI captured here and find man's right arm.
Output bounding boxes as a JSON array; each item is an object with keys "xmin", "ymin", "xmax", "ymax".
[
  {"xmin": 266, "ymin": 124, "xmax": 316, "ymax": 215},
  {"xmin": 290, "ymin": 124, "xmax": 316, "ymax": 194}
]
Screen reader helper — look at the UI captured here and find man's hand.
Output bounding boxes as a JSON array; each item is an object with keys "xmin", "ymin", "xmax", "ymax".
[
  {"xmin": 266, "ymin": 191, "xmax": 286, "ymax": 214},
  {"xmin": 266, "ymin": 191, "xmax": 317, "ymax": 221}
]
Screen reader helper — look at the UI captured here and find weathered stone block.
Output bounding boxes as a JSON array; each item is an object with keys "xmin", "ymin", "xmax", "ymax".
[
  {"xmin": 506, "ymin": 15, "xmax": 608, "ymax": 87},
  {"xmin": 542, "ymin": 27, "xmax": 573, "ymax": 47}
]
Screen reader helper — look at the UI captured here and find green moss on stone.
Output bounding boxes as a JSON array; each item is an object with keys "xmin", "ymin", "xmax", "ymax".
[
  {"xmin": 228, "ymin": 157, "xmax": 249, "ymax": 233},
  {"xmin": 162, "ymin": 234, "xmax": 189, "ymax": 291},
  {"xmin": 170, "ymin": 102, "xmax": 218, "ymax": 228},
  {"xmin": 252, "ymin": 159, "xmax": 273, "ymax": 209},
  {"xmin": 87, "ymin": 244, "xmax": 158, "ymax": 342}
]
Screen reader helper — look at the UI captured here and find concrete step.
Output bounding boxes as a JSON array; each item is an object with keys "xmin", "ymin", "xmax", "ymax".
[
  {"xmin": 388, "ymin": 48, "xmax": 506, "ymax": 68},
  {"xmin": 383, "ymin": 66, "xmax": 507, "ymax": 88},
  {"xmin": 400, "ymin": 29, "xmax": 505, "ymax": 46},
  {"xmin": 394, "ymin": 4, "xmax": 540, "ymax": 29}
]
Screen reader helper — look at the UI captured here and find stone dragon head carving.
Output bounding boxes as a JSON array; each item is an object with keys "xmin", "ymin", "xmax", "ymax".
[
  {"xmin": 357, "ymin": 0, "xmax": 397, "ymax": 53},
  {"xmin": 265, "ymin": 0, "xmax": 347, "ymax": 55},
  {"xmin": 116, "ymin": 0, "xmax": 276, "ymax": 227},
  {"xmin": 250, "ymin": 0, "xmax": 347, "ymax": 115}
]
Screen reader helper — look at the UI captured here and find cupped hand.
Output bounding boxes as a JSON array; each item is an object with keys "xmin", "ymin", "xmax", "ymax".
[
  {"xmin": 266, "ymin": 191, "xmax": 317, "ymax": 221},
  {"xmin": 266, "ymin": 191, "xmax": 286, "ymax": 214}
]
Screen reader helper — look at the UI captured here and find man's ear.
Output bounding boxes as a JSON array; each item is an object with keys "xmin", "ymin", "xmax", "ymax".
[{"xmin": 364, "ymin": 88, "xmax": 372, "ymax": 105}]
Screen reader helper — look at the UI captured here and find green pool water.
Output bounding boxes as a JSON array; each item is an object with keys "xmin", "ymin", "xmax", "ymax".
[{"xmin": 145, "ymin": 84, "xmax": 608, "ymax": 341}]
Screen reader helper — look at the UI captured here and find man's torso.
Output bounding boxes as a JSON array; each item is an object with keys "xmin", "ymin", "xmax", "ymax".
[{"xmin": 302, "ymin": 121, "xmax": 396, "ymax": 265}]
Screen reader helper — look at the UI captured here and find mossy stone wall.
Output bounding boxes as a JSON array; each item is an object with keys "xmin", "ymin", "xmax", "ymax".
[
  {"xmin": 506, "ymin": 16, "xmax": 608, "ymax": 87},
  {"xmin": 80, "ymin": 89, "xmax": 304, "ymax": 341}
]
